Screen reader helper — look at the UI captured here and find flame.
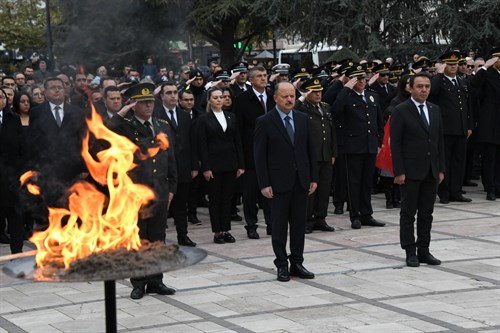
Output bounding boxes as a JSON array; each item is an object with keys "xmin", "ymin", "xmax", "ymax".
[{"xmin": 24, "ymin": 106, "xmax": 170, "ymax": 269}]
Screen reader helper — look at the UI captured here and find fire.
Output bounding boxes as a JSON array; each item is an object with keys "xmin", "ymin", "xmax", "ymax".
[{"xmin": 21, "ymin": 106, "xmax": 169, "ymax": 269}]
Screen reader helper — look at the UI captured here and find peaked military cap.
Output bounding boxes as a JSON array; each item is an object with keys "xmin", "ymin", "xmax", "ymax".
[
  {"xmin": 230, "ymin": 62, "xmax": 248, "ymax": 73},
  {"xmin": 214, "ymin": 70, "xmax": 231, "ymax": 81},
  {"xmin": 412, "ymin": 56, "xmax": 431, "ymax": 70},
  {"xmin": 189, "ymin": 69, "xmax": 204, "ymax": 79},
  {"xmin": 372, "ymin": 62, "xmax": 391, "ymax": 74},
  {"xmin": 489, "ymin": 47, "xmax": 500, "ymax": 57},
  {"xmin": 291, "ymin": 67, "xmax": 311, "ymax": 79},
  {"xmin": 345, "ymin": 64, "xmax": 366, "ymax": 78},
  {"xmin": 124, "ymin": 82, "xmax": 155, "ymax": 102},
  {"xmin": 272, "ymin": 63, "xmax": 290, "ymax": 75},
  {"xmin": 439, "ymin": 51, "xmax": 461, "ymax": 65},
  {"xmin": 389, "ymin": 64, "xmax": 405, "ymax": 75},
  {"xmin": 302, "ymin": 78, "xmax": 324, "ymax": 91},
  {"xmin": 312, "ymin": 67, "xmax": 329, "ymax": 79},
  {"xmin": 336, "ymin": 61, "xmax": 354, "ymax": 75}
]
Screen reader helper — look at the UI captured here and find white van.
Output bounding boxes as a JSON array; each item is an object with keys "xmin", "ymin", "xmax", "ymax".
[{"xmin": 278, "ymin": 43, "xmax": 342, "ymax": 68}]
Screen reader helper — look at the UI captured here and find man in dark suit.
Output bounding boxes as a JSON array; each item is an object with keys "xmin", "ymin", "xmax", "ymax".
[
  {"xmin": 332, "ymin": 65, "xmax": 385, "ymax": 229},
  {"xmin": 98, "ymin": 86, "xmax": 123, "ymax": 123},
  {"xmin": 254, "ymin": 82, "xmax": 318, "ymax": 282},
  {"xmin": 470, "ymin": 50, "xmax": 500, "ymax": 201},
  {"xmin": 391, "ymin": 73, "xmax": 445, "ymax": 267},
  {"xmin": 429, "ymin": 51, "xmax": 473, "ymax": 203},
  {"xmin": 295, "ymin": 78, "xmax": 337, "ymax": 233},
  {"xmin": 233, "ymin": 66, "xmax": 275, "ymax": 239},
  {"xmin": 109, "ymin": 82, "xmax": 178, "ymax": 299},
  {"xmin": 26, "ymin": 77, "xmax": 88, "ymax": 223},
  {"xmin": 153, "ymin": 82, "xmax": 196, "ymax": 247},
  {"xmin": 229, "ymin": 62, "xmax": 252, "ymax": 98}
]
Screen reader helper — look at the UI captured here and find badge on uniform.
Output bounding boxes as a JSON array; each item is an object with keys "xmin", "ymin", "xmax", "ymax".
[{"xmin": 369, "ymin": 96, "xmax": 375, "ymax": 103}]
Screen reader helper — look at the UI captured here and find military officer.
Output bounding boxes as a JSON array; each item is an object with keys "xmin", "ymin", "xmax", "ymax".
[
  {"xmin": 108, "ymin": 82, "xmax": 178, "ymax": 300},
  {"xmin": 295, "ymin": 78, "xmax": 337, "ymax": 233}
]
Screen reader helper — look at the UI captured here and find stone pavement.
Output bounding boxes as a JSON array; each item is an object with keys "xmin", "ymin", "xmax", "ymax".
[{"xmin": 0, "ymin": 185, "xmax": 499, "ymax": 332}]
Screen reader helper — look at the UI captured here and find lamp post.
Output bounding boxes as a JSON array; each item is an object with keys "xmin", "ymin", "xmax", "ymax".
[{"xmin": 45, "ymin": 0, "xmax": 54, "ymax": 70}]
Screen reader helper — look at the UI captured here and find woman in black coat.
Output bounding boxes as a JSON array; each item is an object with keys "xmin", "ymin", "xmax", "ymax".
[{"xmin": 197, "ymin": 87, "xmax": 245, "ymax": 243}]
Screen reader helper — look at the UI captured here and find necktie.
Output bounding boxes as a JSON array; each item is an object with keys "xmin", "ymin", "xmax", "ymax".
[
  {"xmin": 452, "ymin": 78, "xmax": 458, "ymax": 86},
  {"xmin": 418, "ymin": 104, "xmax": 429, "ymax": 130},
  {"xmin": 54, "ymin": 106, "xmax": 62, "ymax": 127},
  {"xmin": 384, "ymin": 85, "xmax": 388, "ymax": 94},
  {"xmin": 316, "ymin": 105, "xmax": 323, "ymax": 116},
  {"xmin": 259, "ymin": 94, "xmax": 267, "ymax": 112},
  {"xmin": 168, "ymin": 110, "xmax": 177, "ymax": 128},
  {"xmin": 143, "ymin": 120, "xmax": 154, "ymax": 137},
  {"xmin": 284, "ymin": 115, "xmax": 294, "ymax": 144}
]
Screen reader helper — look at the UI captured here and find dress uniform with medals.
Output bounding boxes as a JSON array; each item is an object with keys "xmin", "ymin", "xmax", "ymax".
[
  {"xmin": 332, "ymin": 64, "xmax": 385, "ymax": 229},
  {"xmin": 108, "ymin": 82, "xmax": 178, "ymax": 300},
  {"xmin": 295, "ymin": 78, "xmax": 337, "ymax": 233}
]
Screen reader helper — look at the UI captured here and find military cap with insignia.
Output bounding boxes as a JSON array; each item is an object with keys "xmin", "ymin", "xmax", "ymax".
[
  {"xmin": 412, "ymin": 56, "xmax": 431, "ymax": 70},
  {"xmin": 124, "ymin": 82, "xmax": 155, "ymax": 102},
  {"xmin": 365, "ymin": 61, "xmax": 375, "ymax": 72},
  {"xmin": 214, "ymin": 70, "xmax": 231, "ymax": 81},
  {"xmin": 189, "ymin": 69, "xmax": 204, "ymax": 79},
  {"xmin": 372, "ymin": 62, "xmax": 391, "ymax": 74},
  {"xmin": 291, "ymin": 67, "xmax": 311, "ymax": 79},
  {"xmin": 428, "ymin": 60, "xmax": 437, "ymax": 73},
  {"xmin": 272, "ymin": 63, "xmax": 290, "ymax": 75},
  {"xmin": 336, "ymin": 61, "xmax": 354, "ymax": 75},
  {"xmin": 389, "ymin": 64, "xmax": 405, "ymax": 76},
  {"xmin": 345, "ymin": 63, "xmax": 367, "ymax": 78},
  {"xmin": 230, "ymin": 62, "xmax": 248, "ymax": 73},
  {"xmin": 458, "ymin": 54, "xmax": 467, "ymax": 65},
  {"xmin": 439, "ymin": 51, "xmax": 461, "ymax": 65},
  {"xmin": 388, "ymin": 72, "xmax": 398, "ymax": 84},
  {"xmin": 312, "ymin": 67, "xmax": 329, "ymax": 79},
  {"xmin": 302, "ymin": 77, "xmax": 324, "ymax": 91},
  {"xmin": 489, "ymin": 47, "xmax": 500, "ymax": 57}
]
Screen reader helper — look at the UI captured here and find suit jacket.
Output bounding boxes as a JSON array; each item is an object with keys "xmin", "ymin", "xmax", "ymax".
[
  {"xmin": 230, "ymin": 83, "xmax": 252, "ymax": 98},
  {"xmin": 295, "ymin": 99, "xmax": 338, "ymax": 161},
  {"xmin": 233, "ymin": 88, "xmax": 276, "ymax": 169},
  {"xmin": 0, "ymin": 111, "xmax": 23, "ymax": 207},
  {"xmin": 429, "ymin": 73, "xmax": 472, "ymax": 136},
  {"xmin": 368, "ymin": 82, "xmax": 396, "ymax": 111},
  {"xmin": 197, "ymin": 111, "xmax": 244, "ymax": 173},
  {"xmin": 26, "ymin": 102, "xmax": 88, "ymax": 182},
  {"xmin": 332, "ymin": 87, "xmax": 384, "ymax": 154},
  {"xmin": 153, "ymin": 104, "xmax": 193, "ymax": 183},
  {"xmin": 254, "ymin": 108, "xmax": 318, "ymax": 193},
  {"xmin": 470, "ymin": 67, "xmax": 500, "ymax": 144},
  {"xmin": 390, "ymin": 99, "xmax": 445, "ymax": 180}
]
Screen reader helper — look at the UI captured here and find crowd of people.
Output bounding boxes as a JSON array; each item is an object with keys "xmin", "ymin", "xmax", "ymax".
[{"xmin": 0, "ymin": 47, "xmax": 498, "ymax": 298}]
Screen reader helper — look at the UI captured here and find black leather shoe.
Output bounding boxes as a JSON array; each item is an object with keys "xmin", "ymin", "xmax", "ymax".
[
  {"xmin": 361, "ymin": 217, "xmax": 386, "ymax": 227},
  {"xmin": 450, "ymin": 195, "xmax": 472, "ymax": 203},
  {"xmin": 178, "ymin": 235, "xmax": 196, "ymax": 247},
  {"xmin": 314, "ymin": 221, "xmax": 335, "ymax": 232},
  {"xmin": 439, "ymin": 198, "xmax": 450, "ymax": 204},
  {"xmin": 266, "ymin": 225, "xmax": 272, "ymax": 235},
  {"xmin": 214, "ymin": 234, "xmax": 225, "ymax": 244},
  {"xmin": 305, "ymin": 224, "xmax": 313, "ymax": 234},
  {"xmin": 393, "ymin": 201, "xmax": 401, "ymax": 208},
  {"xmin": 277, "ymin": 267, "xmax": 290, "ymax": 282},
  {"xmin": 463, "ymin": 180, "xmax": 478, "ymax": 187},
  {"xmin": 146, "ymin": 283, "xmax": 176, "ymax": 295},
  {"xmin": 418, "ymin": 252, "xmax": 441, "ymax": 265},
  {"xmin": 351, "ymin": 219, "xmax": 361, "ymax": 229},
  {"xmin": 289, "ymin": 263, "xmax": 315, "ymax": 279},
  {"xmin": 333, "ymin": 207, "xmax": 344, "ymax": 215},
  {"xmin": 406, "ymin": 255, "xmax": 420, "ymax": 267},
  {"xmin": 130, "ymin": 287, "xmax": 145, "ymax": 299},
  {"xmin": 486, "ymin": 192, "xmax": 497, "ymax": 201},
  {"xmin": 231, "ymin": 214, "xmax": 243, "ymax": 221},
  {"xmin": 245, "ymin": 226, "xmax": 260, "ymax": 239},
  {"xmin": 188, "ymin": 216, "xmax": 202, "ymax": 225},
  {"xmin": 223, "ymin": 232, "xmax": 236, "ymax": 243}
]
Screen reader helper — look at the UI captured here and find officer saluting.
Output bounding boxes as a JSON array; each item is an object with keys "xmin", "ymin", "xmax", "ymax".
[{"xmin": 108, "ymin": 82, "xmax": 178, "ymax": 300}]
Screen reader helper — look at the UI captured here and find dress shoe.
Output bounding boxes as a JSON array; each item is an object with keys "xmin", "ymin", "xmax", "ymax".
[
  {"xmin": 314, "ymin": 220, "xmax": 335, "ymax": 232},
  {"xmin": 393, "ymin": 201, "xmax": 401, "ymax": 208},
  {"xmin": 351, "ymin": 219, "xmax": 361, "ymax": 229},
  {"xmin": 223, "ymin": 232, "xmax": 236, "ymax": 243},
  {"xmin": 289, "ymin": 263, "xmax": 315, "ymax": 279},
  {"xmin": 146, "ymin": 283, "xmax": 176, "ymax": 295},
  {"xmin": 386, "ymin": 201, "xmax": 394, "ymax": 209},
  {"xmin": 231, "ymin": 213, "xmax": 243, "ymax": 221},
  {"xmin": 463, "ymin": 180, "xmax": 478, "ymax": 187},
  {"xmin": 361, "ymin": 217, "xmax": 386, "ymax": 227},
  {"xmin": 177, "ymin": 235, "xmax": 196, "ymax": 247},
  {"xmin": 245, "ymin": 226, "xmax": 260, "ymax": 239},
  {"xmin": 0, "ymin": 233, "xmax": 10, "ymax": 244},
  {"xmin": 418, "ymin": 252, "xmax": 441, "ymax": 265},
  {"xmin": 305, "ymin": 223, "xmax": 314, "ymax": 234},
  {"xmin": 277, "ymin": 267, "xmax": 290, "ymax": 282},
  {"xmin": 439, "ymin": 198, "xmax": 450, "ymax": 204},
  {"xmin": 130, "ymin": 287, "xmax": 145, "ymax": 299},
  {"xmin": 333, "ymin": 207, "xmax": 344, "ymax": 215},
  {"xmin": 450, "ymin": 195, "xmax": 472, "ymax": 203},
  {"xmin": 406, "ymin": 255, "xmax": 420, "ymax": 267},
  {"xmin": 486, "ymin": 192, "xmax": 496, "ymax": 201},
  {"xmin": 188, "ymin": 216, "xmax": 202, "ymax": 225},
  {"xmin": 214, "ymin": 234, "xmax": 225, "ymax": 244},
  {"xmin": 266, "ymin": 225, "xmax": 272, "ymax": 235}
]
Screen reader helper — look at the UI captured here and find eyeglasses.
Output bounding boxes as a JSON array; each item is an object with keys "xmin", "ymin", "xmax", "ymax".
[
  {"xmin": 466, "ymin": 65, "xmax": 475, "ymax": 68},
  {"xmin": 164, "ymin": 90, "xmax": 178, "ymax": 95},
  {"xmin": 379, "ymin": 73, "xmax": 389, "ymax": 76}
]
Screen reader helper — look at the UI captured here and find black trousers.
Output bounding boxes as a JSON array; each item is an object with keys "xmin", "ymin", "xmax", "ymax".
[
  {"xmin": 400, "ymin": 170, "xmax": 438, "ymax": 252},
  {"xmin": 187, "ymin": 174, "xmax": 202, "ymax": 219},
  {"xmin": 439, "ymin": 135, "xmax": 467, "ymax": 200},
  {"xmin": 207, "ymin": 171, "xmax": 235, "ymax": 233},
  {"xmin": 130, "ymin": 198, "xmax": 168, "ymax": 288},
  {"xmin": 0, "ymin": 205, "xmax": 24, "ymax": 254},
  {"xmin": 242, "ymin": 169, "xmax": 271, "ymax": 227},
  {"xmin": 481, "ymin": 143, "xmax": 500, "ymax": 194},
  {"xmin": 333, "ymin": 153, "xmax": 348, "ymax": 208},
  {"xmin": 345, "ymin": 154, "xmax": 376, "ymax": 221},
  {"xmin": 271, "ymin": 175, "xmax": 308, "ymax": 269},
  {"xmin": 307, "ymin": 161, "xmax": 332, "ymax": 220},
  {"xmin": 169, "ymin": 182, "xmax": 190, "ymax": 237}
]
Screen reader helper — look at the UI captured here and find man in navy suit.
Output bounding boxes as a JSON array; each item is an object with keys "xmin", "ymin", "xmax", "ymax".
[
  {"xmin": 254, "ymin": 82, "xmax": 318, "ymax": 282},
  {"xmin": 391, "ymin": 73, "xmax": 445, "ymax": 267}
]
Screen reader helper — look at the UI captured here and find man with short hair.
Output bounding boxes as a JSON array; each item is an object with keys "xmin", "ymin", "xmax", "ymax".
[
  {"xmin": 33, "ymin": 60, "xmax": 52, "ymax": 83},
  {"xmin": 1, "ymin": 77, "xmax": 17, "ymax": 92},
  {"xmin": 14, "ymin": 73, "xmax": 26, "ymax": 91},
  {"xmin": 100, "ymin": 86, "xmax": 123, "ymax": 121},
  {"xmin": 56, "ymin": 73, "xmax": 73, "ymax": 103},
  {"xmin": 391, "ymin": 73, "xmax": 445, "ymax": 267},
  {"xmin": 23, "ymin": 66, "xmax": 34, "ymax": 77}
]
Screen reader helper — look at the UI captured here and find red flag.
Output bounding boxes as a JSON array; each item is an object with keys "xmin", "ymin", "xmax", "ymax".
[{"xmin": 376, "ymin": 116, "xmax": 393, "ymax": 176}]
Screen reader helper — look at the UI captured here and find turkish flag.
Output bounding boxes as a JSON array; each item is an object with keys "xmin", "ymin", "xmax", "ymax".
[{"xmin": 376, "ymin": 116, "xmax": 393, "ymax": 176}]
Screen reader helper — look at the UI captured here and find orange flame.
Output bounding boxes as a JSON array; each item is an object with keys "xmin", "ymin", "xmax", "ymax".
[{"xmin": 26, "ymin": 106, "xmax": 170, "ymax": 269}]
